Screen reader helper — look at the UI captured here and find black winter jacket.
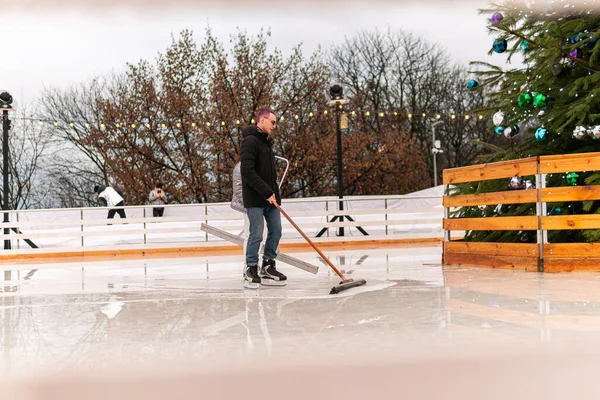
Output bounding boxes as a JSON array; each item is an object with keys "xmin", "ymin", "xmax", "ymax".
[{"xmin": 240, "ymin": 126, "xmax": 281, "ymax": 208}]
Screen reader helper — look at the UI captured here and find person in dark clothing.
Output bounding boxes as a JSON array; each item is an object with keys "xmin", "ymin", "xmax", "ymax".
[
  {"xmin": 241, "ymin": 109, "xmax": 287, "ymax": 289},
  {"xmin": 94, "ymin": 185, "xmax": 126, "ymax": 219}
]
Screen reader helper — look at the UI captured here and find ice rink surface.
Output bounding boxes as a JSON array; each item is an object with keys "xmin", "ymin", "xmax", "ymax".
[{"xmin": 3, "ymin": 243, "xmax": 600, "ymax": 398}]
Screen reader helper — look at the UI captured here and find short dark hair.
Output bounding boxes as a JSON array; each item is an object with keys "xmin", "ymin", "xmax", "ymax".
[
  {"xmin": 93, "ymin": 185, "xmax": 100, "ymax": 194},
  {"xmin": 256, "ymin": 108, "xmax": 275, "ymax": 123},
  {"xmin": 156, "ymin": 183, "xmax": 163, "ymax": 189}
]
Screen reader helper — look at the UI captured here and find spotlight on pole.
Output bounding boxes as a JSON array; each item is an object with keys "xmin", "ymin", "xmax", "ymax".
[
  {"xmin": 316, "ymin": 84, "xmax": 368, "ymax": 238},
  {"xmin": 0, "ymin": 92, "xmax": 13, "ymax": 109}
]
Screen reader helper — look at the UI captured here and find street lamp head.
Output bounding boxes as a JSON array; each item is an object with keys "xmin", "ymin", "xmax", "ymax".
[
  {"xmin": 0, "ymin": 92, "xmax": 12, "ymax": 108},
  {"xmin": 327, "ymin": 83, "xmax": 348, "ymax": 105},
  {"xmin": 329, "ymin": 84, "xmax": 344, "ymax": 100}
]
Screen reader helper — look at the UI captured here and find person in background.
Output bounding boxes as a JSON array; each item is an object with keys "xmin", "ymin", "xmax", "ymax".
[
  {"xmin": 149, "ymin": 183, "xmax": 166, "ymax": 217},
  {"xmin": 94, "ymin": 185, "xmax": 126, "ymax": 219}
]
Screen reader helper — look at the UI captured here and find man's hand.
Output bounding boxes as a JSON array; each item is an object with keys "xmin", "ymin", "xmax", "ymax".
[{"xmin": 267, "ymin": 194, "xmax": 277, "ymax": 205}]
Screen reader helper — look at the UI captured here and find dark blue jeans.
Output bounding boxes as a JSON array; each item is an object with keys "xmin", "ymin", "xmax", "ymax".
[{"xmin": 245, "ymin": 206, "xmax": 282, "ymax": 265}]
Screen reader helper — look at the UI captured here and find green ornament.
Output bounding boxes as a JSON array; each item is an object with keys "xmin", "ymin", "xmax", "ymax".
[
  {"xmin": 518, "ymin": 92, "xmax": 533, "ymax": 107},
  {"xmin": 566, "ymin": 172, "xmax": 579, "ymax": 186},
  {"xmin": 533, "ymin": 93, "xmax": 547, "ymax": 108}
]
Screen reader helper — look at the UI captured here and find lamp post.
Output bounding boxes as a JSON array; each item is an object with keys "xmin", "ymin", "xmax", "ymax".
[
  {"xmin": 329, "ymin": 84, "xmax": 348, "ymax": 237},
  {"xmin": 431, "ymin": 120, "xmax": 444, "ymax": 187},
  {"xmin": 0, "ymin": 92, "xmax": 13, "ymax": 250}
]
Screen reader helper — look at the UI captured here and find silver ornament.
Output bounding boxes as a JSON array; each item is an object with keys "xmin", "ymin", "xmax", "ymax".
[
  {"xmin": 592, "ymin": 126, "xmax": 600, "ymax": 139},
  {"xmin": 493, "ymin": 111, "xmax": 505, "ymax": 126},
  {"xmin": 525, "ymin": 180, "xmax": 536, "ymax": 190},
  {"xmin": 573, "ymin": 126, "xmax": 587, "ymax": 139},
  {"xmin": 538, "ymin": 110, "xmax": 545, "ymax": 117}
]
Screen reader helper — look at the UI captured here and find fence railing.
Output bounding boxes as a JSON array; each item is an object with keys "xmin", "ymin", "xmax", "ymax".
[
  {"xmin": 443, "ymin": 151, "xmax": 600, "ymax": 272},
  {"xmin": 0, "ymin": 194, "xmax": 443, "ymax": 255}
]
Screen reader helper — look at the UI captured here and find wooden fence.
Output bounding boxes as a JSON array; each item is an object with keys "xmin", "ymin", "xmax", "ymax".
[{"xmin": 443, "ymin": 151, "xmax": 600, "ymax": 272}]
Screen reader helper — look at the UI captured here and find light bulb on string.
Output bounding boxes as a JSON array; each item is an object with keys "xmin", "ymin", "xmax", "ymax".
[
  {"xmin": 146, "ymin": 124, "xmax": 151, "ymax": 129},
  {"xmin": 161, "ymin": 123, "xmax": 166, "ymax": 128},
  {"xmin": 176, "ymin": 123, "xmax": 181, "ymax": 128},
  {"xmin": 206, "ymin": 122, "xmax": 211, "ymax": 127},
  {"xmin": 236, "ymin": 120, "xmax": 240, "ymax": 125},
  {"xmin": 408, "ymin": 113, "xmax": 413, "ymax": 119},
  {"xmin": 192, "ymin": 122, "xmax": 197, "ymax": 127},
  {"xmin": 131, "ymin": 124, "xmax": 136, "ymax": 129}
]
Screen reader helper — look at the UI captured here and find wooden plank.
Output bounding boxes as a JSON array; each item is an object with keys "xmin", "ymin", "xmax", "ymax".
[
  {"xmin": 540, "ymin": 152, "xmax": 600, "ymax": 174},
  {"xmin": 442, "ymin": 157, "xmax": 538, "ymax": 185},
  {"xmin": 542, "ymin": 215, "xmax": 600, "ymax": 230},
  {"xmin": 544, "ymin": 243, "xmax": 600, "ymax": 258},
  {"xmin": 544, "ymin": 258, "xmax": 600, "ymax": 273},
  {"xmin": 443, "ymin": 216, "xmax": 538, "ymax": 231},
  {"xmin": 541, "ymin": 185, "xmax": 600, "ymax": 202},
  {"xmin": 445, "ymin": 241, "xmax": 538, "ymax": 257},
  {"xmin": 443, "ymin": 190, "xmax": 538, "ymax": 207},
  {"xmin": 443, "ymin": 252, "xmax": 539, "ymax": 271}
]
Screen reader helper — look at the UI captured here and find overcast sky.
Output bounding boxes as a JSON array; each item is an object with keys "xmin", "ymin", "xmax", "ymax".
[{"xmin": 0, "ymin": 0, "xmax": 518, "ymax": 106}]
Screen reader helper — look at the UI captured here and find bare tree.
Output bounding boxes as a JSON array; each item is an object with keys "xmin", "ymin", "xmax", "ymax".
[
  {"xmin": 329, "ymin": 29, "xmax": 491, "ymax": 184},
  {"xmin": 0, "ymin": 105, "xmax": 52, "ymax": 209}
]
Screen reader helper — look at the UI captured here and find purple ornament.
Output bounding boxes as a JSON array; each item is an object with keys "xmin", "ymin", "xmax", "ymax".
[
  {"xmin": 491, "ymin": 12, "xmax": 504, "ymax": 25},
  {"xmin": 570, "ymin": 49, "xmax": 581, "ymax": 58}
]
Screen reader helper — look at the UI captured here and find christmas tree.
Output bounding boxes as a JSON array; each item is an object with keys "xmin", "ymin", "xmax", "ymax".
[{"xmin": 454, "ymin": 0, "xmax": 600, "ymax": 243}]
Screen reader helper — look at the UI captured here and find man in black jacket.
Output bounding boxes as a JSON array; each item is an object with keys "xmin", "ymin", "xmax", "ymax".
[{"xmin": 240, "ymin": 109, "xmax": 287, "ymax": 289}]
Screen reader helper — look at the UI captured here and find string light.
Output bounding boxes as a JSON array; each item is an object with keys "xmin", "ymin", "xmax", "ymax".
[{"xmin": 32, "ymin": 109, "xmax": 489, "ymax": 131}]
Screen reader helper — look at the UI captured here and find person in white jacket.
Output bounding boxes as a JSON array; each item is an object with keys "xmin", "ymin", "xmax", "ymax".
[{"xmin": 94, "ymin": 185, "xmax": 126, "ymax": 219}]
